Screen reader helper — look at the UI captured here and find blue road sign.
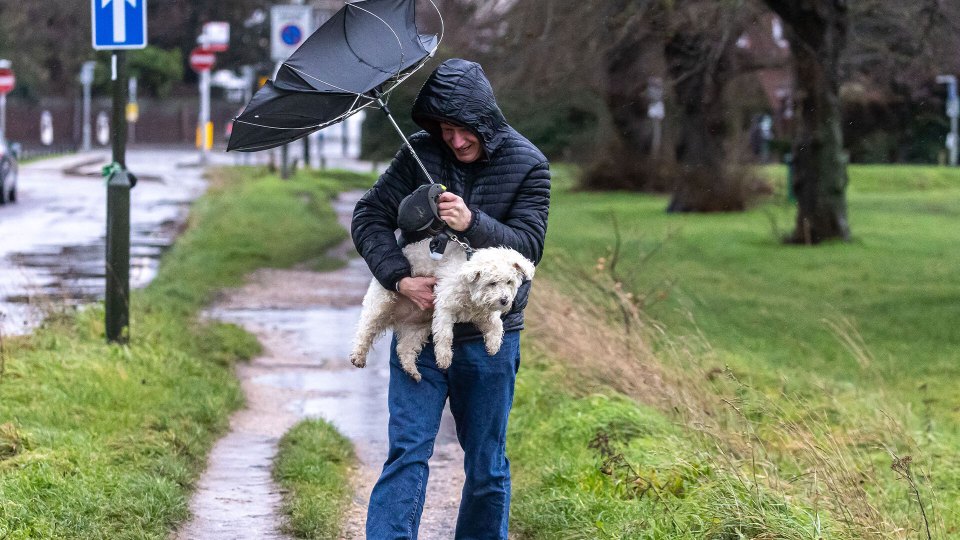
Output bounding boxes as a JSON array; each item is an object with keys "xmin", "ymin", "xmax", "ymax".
[
  {"xmin": 280, "ymin": 25, "xmax": 303, "ymax": 46},
  {"xmin": 92, "ymin": 0, "xmax": 147, "ymax": 50}
]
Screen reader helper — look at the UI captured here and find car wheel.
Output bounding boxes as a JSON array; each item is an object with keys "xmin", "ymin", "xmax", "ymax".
[{"xmin": 8, "ymin": 183, "xmax": 15, "ymax": 203}]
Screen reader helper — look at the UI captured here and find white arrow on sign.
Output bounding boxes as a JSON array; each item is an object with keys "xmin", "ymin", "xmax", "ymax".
[{"xmin": 102, "ymin": 0, "xmax": 137, "ymax": 43}]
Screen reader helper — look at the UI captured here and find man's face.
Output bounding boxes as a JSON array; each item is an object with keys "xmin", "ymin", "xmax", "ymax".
[{"xmin": 440, "ymin": 122, "xmax": 483, "ymax": 163}]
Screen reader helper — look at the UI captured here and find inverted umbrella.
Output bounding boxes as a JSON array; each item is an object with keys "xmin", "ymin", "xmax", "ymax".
[{"xmin": 228, "ymin": 0, "xmax": 443, "ymax": 184}]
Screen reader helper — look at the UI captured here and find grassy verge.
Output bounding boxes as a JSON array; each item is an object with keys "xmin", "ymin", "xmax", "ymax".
[
  {"xmin": 274, "ymin": 419, "xmax": 355, "ymax": 539},
  {"xmin": 0, "ymin": 166, "xmax": 364, "ymax": 539},
  {"xmin": 510, "ymin": 353, "xmax": 836, "ymax": 539},
  {"xmin": 508, "ymin": 164, "xmax": 960, "ymax": 538}
]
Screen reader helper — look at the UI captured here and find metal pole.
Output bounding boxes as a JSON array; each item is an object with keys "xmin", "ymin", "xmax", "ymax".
[
  {"xmin": 936, "ymin": 75, "xmax": 958, "ymax": 167},
  {"xmin": 303, "ymin": 133, "xmax": 311, "ymax": 170},
  {"xmin": 82, "ymin": 83, "xmax": 91, "ymax": 151},
  {"xmin": 128, "ymin": 76, "xmax": 137, "ymax": 144},
  {"xmin": 951, "ymin": 112, "xmax": 959, "ymax": 168},
  {"xmin": 106, "ymin": 51, "xmax": 131, "ymax": 343},
  {"xmin": 318, "ymin": 131, "xmax": 326, "ymax": 170},
  {"xmin": 281, "ymin": 143, "xmax": 290, "ymax": 179},
  {"xmin": 377, "ymin": 98, "xmax": 434, "ymax": 184},
  {"xmin": 81, "ymin": 61, "xmax": 95, "ymax": 152},
  {"xmin": 199, "ymin": 68, "xmax": 211, "ymax": 166},
  {"xmin": 651, "ymin": 120, "xmax": 661, "ymax": 159},
  {"xmin": 0, "ymin": 59, "xmax": 9, "ymax": 139}
]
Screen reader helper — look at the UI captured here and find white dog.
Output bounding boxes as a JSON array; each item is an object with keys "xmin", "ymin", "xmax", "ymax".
[{"xmin": 349, "ymin": 238, "xmax": 535, "ymax": 382}]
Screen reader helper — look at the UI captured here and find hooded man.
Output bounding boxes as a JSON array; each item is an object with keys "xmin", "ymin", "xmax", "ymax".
[{"xmin": 351, "ymin": 58, "xmax": 550, "ymax": 539}]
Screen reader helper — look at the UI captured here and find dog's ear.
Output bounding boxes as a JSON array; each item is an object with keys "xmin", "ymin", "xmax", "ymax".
[{"xmin": 512, "ymin": 258, "xmax": 535, "ymax": 281}]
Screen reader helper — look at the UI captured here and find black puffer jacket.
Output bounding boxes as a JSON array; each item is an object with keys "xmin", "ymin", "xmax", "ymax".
[{"xmin": 352, "ymin": 58, "xmax": 551, "ymax": 341}]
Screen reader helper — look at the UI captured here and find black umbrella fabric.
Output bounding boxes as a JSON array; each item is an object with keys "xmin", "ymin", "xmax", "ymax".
[
  {"xmin": 227, "ymin": 81, "xmax": 363, "ymax": 153},
  {"xmin": 227, "ymin": 0, "xmax": 441, "ymax": 153},
  {"xmin": 275, "ymin": 0, "xmax": 438, "ymax": 95}
]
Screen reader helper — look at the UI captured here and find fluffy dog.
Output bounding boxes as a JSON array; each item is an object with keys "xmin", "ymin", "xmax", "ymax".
[{"xmin": 349, "ymin": 238, "xmax": 535, "ymax": 381}]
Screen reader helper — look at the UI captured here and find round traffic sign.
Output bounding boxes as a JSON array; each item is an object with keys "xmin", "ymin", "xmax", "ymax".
[
  {"xmin": 0, "ymin": 68, "xmax": 15, "ymax": 94},
  {"xmin": 280, "ymin": 24, "xmax": 303, "ymax": 46},
  {"xmin": 189, "ymin": 47, "xmax": 216, "ymax": 73}
]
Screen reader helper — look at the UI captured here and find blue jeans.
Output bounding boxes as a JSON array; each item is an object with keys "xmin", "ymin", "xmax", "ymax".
[{"xmin": 366, "ymin": 331, "xmax": 521, "ymax": 540}]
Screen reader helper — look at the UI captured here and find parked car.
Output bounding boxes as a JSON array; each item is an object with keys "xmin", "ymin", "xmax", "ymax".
[{"xmin": 0, "ymin": 135, "xmax": 19, "ymax": 204}]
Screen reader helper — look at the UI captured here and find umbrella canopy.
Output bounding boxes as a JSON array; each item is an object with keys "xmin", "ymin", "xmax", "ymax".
[{"xmin": 228, "ymin": 0, "xmax": 441, "ymax": 153}]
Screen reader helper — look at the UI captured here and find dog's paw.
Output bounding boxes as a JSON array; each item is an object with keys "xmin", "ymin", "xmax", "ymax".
[
  {"xmin": 402, "ymin": 367, "xmax": 422, "ymax": 382},
  {"xmin": 434, "ymin": 349, "xmax": 453, "ymax": 370},
  {"xmin": 485, "ymin": 338, "xmax": 502, "ymax": 356},
  {"xmin": 349, "ymin": 353, "xmax": 366, "ymax": 369}
]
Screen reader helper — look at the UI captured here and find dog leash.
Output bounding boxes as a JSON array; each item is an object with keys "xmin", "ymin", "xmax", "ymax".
[
  {"xmin": 447, "ymin": 231, "xmax": 474, "ymax": 259},
  {"xmin": 430, "ymin": 229, "xmax": 474, "ymax": 260}
]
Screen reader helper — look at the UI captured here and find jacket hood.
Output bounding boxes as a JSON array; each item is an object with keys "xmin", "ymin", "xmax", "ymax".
[{"xmin": 411, "ymin": 59, "xmax": 509, "ymax": 157}]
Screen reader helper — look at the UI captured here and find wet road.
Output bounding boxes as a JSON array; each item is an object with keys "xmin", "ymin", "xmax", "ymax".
[{"xmin": 0, "ymin": 148, "xmax": 236, "ymax": 335}]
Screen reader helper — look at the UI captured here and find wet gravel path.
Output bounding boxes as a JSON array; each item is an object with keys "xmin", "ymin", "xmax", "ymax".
[{"xmin": 176, "ymin": 193, "xmax": 463, "ymax": 539}]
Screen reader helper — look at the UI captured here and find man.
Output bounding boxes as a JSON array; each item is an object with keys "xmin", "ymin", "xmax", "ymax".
[{"xmin": 352, "ymin": 58, "xmax": 550, "ymax": 539}]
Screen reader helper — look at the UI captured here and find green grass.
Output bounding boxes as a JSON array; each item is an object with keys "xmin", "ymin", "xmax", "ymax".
[
  {"xmin": 0, "ymin": 166, "xmax": 365, "ymax": 539},
  {"xmin": 508, "ymin": 163, "xmax": 960, "ymax": 537},
  {"xmin": 509, "ymin": 352, "xmax": 838, "ymax": 539},
  {"xmin": 545, "ymin": 164, "xmax": 960, "ymax": 408},
  {"xmin": 273, "ymin": 419, "xmax": 355, "ymax": 539},
  {"xmin": 146, "ymin": 166, "xmax": 371, "ymax": 310}
]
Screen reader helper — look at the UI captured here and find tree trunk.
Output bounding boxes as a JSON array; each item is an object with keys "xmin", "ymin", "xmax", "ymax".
[
  {"xmin": 581, "ymin": 2, "xmax": 674, "ymax": 192},
  {"xmin": 766, "ymin": 0, "xmax": 851, "ymax": 243},
  {"xmin": 665, "ymin": 29, "xmax": 747, "ymax": 212}
]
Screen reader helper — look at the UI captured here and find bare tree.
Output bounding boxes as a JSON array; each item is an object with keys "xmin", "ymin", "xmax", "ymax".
[{"xmin": 664, "ymin": 0, "xmax": 770, "ymax": 212}]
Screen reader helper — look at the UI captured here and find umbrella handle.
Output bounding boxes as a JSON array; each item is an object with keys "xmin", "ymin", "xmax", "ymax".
[{"xmin": 377, "ymin": 97, "xmax": 435, "ymax": 185}]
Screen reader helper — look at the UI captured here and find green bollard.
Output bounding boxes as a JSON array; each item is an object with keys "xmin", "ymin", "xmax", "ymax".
[
  {"xmin": 106, "ymin": 168, "xmax": 131, "ymax": 343},
  {"xmin": 784, "ymin": 152, "xmax": 796, "ymax": 203}
]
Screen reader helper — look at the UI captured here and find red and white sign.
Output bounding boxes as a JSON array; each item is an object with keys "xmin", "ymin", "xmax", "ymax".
[
  {"xmin": 189, "ymin": 48, "xmax": 216, "ymax": 73},
  {"xmin": 0, "ymin": 68, "xmax": 15, "ymax": 94},
  {"xmin": 200, "ymin": 21, "xmax": 230, "ymax": 52}
]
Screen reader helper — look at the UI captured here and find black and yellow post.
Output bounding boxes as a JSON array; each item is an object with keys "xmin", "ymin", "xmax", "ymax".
[{"xmin": 106, "ymin": 51, "xmax": 131, "ymax": 343}]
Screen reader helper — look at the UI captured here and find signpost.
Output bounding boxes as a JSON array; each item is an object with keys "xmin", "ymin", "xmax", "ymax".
[
  {"xmin": 0, "ymin": 60, "xmax": 14, "ymax": 139},
  {"xmin": 190, "ymin": 47, "xmax": 215, "ymax": 165},
  {"xmin": 271, "ymin": 5, "xmax": 314, "ymax": 176},
  {"xmin": 192, "ymin": 23, "xmax": 227, "ymax": 165},
  {"xmin": 937, "ymin": 75, "xmax": 958, "ymax": 167},
  {"xmin": 201, "ymin": 22, "xmax": 230, "ymax": 52},
  {"xmin": 80, "ymin": 61, "xmax": 96, "ymax": 151},
  {"xmin": 92, "ymin": 0, "xmax": 147, "ymax": 50},
  {"xmin": 126, "ymin": 76, "xmax": 138, "ymax": 143},
  {"xmin": 270, "ymin": 5, "xmax": 313, "ymax": 61},
  {"xmin": 645, "ymin": 77, "xmax": 664, "ymax": 160},
  {"xmin": 92, "ymin": 0, "xmax": 146, "ymax": 343}
]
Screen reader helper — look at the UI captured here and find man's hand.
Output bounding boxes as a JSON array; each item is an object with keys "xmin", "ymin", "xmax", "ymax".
[
  {"xmin": 437, "ymin": 192, "xmax": 473, "ymax": 232},
  {"xmin": 397, "ymin": 276, "xmax": 437, "ymax": 310}
]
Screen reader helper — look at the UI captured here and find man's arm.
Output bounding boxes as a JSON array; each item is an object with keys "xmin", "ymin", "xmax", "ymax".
[
  {"xmin": 351, "ymin": 147, "xmax": 419, "ymax": 292},
  {"xmin": 461, "ymin": 161, "xmax": 551, "ymax": 264}
]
